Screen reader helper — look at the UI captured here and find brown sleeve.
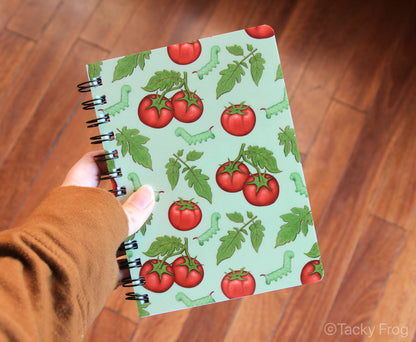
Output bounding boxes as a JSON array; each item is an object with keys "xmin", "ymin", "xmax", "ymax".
[{"xmin": 0, "ymin": 186, "xmax": 129, "ymax": 342}]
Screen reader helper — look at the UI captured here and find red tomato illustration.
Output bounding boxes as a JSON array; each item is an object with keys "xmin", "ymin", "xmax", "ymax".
[
  {"xmin": 139, "ymin": 259, "xmax": 175, "ymax": 293},
  {"xmin": 216, "ymin": 161, "xmax": 250, "ymax": 192},
  {"xmin": 138, "ymin": 94, "xmax": 173, "ymax": 128},
  {"xmin": 172, "ymin": 256, "xmax": 204, "ymax": 288},
  {"xmin": 221, "ymin": 103, "xmax": 256, "ymax": 136},
  {"xmin": 167, "ymin": 40, "xmax": 202, "ymax": 65},
  {"xmin": 300, "ymin": 260, "xmax": 323, "ymax": 284},
  {"xmin": 172, "ymin": 90, "xmax": 204, "ymax": 123},
  {"xmin": 243, "ymin": 173, "xmax": 279, "ymax": 206},
  {"xmin": 168, "ymin": 199, "xmax": 202, "ymax": 231},
  {"xmin": 221, "ymin": 269, "xmax": 256, "ymax": 299},
  {"xmin": 245, "ymin": 25, "xmax": 275, "ymax": 39}
]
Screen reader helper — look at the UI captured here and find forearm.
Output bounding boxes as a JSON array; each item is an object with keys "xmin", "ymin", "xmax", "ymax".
[{"xmin": 0, "ymin": 186, "xmax": 128, "ymax": 341}]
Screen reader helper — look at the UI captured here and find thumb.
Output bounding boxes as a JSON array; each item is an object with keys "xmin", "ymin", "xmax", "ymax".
[{"xmin": 122, "ymin": 185, "xmax": 155, "ymax": 236}]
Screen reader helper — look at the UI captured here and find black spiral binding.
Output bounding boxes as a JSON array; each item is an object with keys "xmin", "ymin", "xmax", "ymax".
[{"xmin": 78, "ymin": 78, "xmax": 147, "ymax": 303}]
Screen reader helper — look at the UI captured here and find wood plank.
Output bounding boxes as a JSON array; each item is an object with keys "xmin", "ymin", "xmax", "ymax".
[
  {"xmin": 0, "ymin": 0, "xmax": 99, "ymax": 169},
  {"xmin": 364, "ymin": 213, "xmax": 416, "ymax": 341},
  {"xmin": 245, "ymin": 0, "xmax": 298, "ymax": 37},
  {"xmin": 80, "ymin": 0, "xmax": 139, "ymax": 51},
  {"xmin": 104, "ymin": 286, "xmax": 140, "ymax": 323},
  {"xmin": 223, "ymin": 289, "xmax": 291, "ymax": 342},
  {"xmin": 109, "ymin": 0, "xmax": 218, "ymax": 58},
  {"xmin": 198, "ymin": 0, "xmax": 258, "ymax": 38},
  {"xmin": 175, "ymin": 300, "xmax": 240, "ymax": 341},
  {"xmin": 83, "ymin": 308, "xmax": 136, "ymax": 342},
  {"xmin": 319, "ymin": 216, "xmax": 404, "ymax": 341},
  {"xmin": 334, "ymin": 0, "xmax": 414, "ymax": 112},
  {"xmin": 0, "ymin": 30, "xmax": 33, "ymax": 94},
  {"xmin": 371, "ymin": 87, "xmax": 416, "ymax": 228},
  {"xmin": 0, "ymin": 0, "xmax": 22, "ymax": 30},
  {"xmin": 7, "ymin": 0, "xmax": 61, "ymax": 40},
  {"xmin": 288, "ymin": 0, "xmax": 390, "ymax": 154},
  {"xmin": 303, "ymin": 100, "xmax": 365, "ymax": 224},
  {"xmin": 275, "ymin": 0, "xmax": 334, "ymax": 95},
  {"xmin": 270, "ymin": 13, "xmax": 416, "ymax": 340},
  {"xmin": 1, "ymin": 40, "xmax": 107, "ymax": 230},
  {"xmin": 131, "ymin": 310, "xmax": 190, "ymax": 342}
]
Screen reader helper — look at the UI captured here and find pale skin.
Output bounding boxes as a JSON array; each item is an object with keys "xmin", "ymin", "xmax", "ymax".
[{"xmin": 62, "ymin": 150, "xmax": 155, "ymax": 237}]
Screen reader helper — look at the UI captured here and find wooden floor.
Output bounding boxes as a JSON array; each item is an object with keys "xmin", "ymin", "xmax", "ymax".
[{"xmin": 1, "ymin": 0, "xmax": 416, "ymax": 340}]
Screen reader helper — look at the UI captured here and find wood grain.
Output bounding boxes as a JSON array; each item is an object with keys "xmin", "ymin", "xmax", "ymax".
[
  {"xmin": 7, "ymin": 0, "xmax": 61, "ymax": 40},
  {"xmin": 365, "ymin": 214, "xmax": 416, "ymax": 341},
  {"xmin": 0, "ymin": 30, "xmax": 33, "ymax": 94},
  {"xmin": 1, "ymin": 0, "xmax": 416, "ymax": 341},
  {"xmin": 319, "ymin": 215, "xmax": 404, "ymax": 341},
  {"xmin": 303, "ymin": 100, "xmax": 365, "ymax": 224},
  {"xmin": 0, "ymin": 0, "xmax": 99, "ymax": 168},
  {"xmin": 80, "ymin": 0, "xmax": 139, "ymax": 51}
]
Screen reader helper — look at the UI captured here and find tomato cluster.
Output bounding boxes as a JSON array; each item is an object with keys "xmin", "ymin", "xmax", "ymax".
[
  {"xmin": 221, "ymin": 268, "xmax": 256, "ymax": 299},
  {"xmin": 216, "ymin": 161, "xmax": 279, "ymax": 206},
  {"xmin": 138, "ymin": 90, "xmax": 203, "ymax": 128},
  {"xmin": 140, "ymin": 256, "xmax": 204, "ymax": 293}
]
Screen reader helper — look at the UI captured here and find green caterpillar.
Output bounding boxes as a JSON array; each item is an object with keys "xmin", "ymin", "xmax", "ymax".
[
  {"xmin": 260, "ymin": 250, "xmax": 294, "ymax": 285},
  {"xmin": 195, "ymin": 45, "xmax": 220, "ymax": 79},
  {"xmin": 261, "ymin": 88, "xmax": 289, "ymax": 119},
  {"xmin": 105, "ymin": 84, "xmax": 131, "ymax": 116},
  {"xmin": 175, "ymin": 126, "xmax": 215, "ymax": 145},
  {"xmin": 194, "ymin": 212, "xmax": 221, "ymax": 246},
  {"xmin": 127, "ymin": 172, "xmax": 162, "ymax": 201},
  {"xmin": 290, "ymin": 172, "xmax": 308, "ymax": 197},
  {"xmin": 175, "ymin": 291, "xmax": 216, "ymax": 307}
]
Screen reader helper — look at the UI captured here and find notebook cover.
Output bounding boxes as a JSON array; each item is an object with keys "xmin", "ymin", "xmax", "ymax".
[{"xmin": 86, "ymin": 25, "xmax": 323, "ymax": 317}]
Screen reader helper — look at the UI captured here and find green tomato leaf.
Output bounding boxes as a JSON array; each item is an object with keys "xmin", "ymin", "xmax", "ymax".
[
  {"xmin": 88, "ymin": 61, "xmax": 102, "ymax": 80},
  {"xmin": 112, "ymin": 54, "xmax": 139, "ymax": 82},
  {"xmin": 184, "ymin": 166, "xmax": 212, "ymax": 203},
  {"xmin": 278, "ymin": 125, "xmax": 301, "ymax": 162},
  {"xmin": 245, "ymin": 145, "xmax": 281, "ymax": 173},
  {"xmin": 144, "ymin": 235, "xmax": 184, "ymax": 258},
  {"xmin": 249, "ymin": 52, "xmax": 265, "ymax": 86},
  {"xmin": 216, "ymin": 62, "xmax": 245, "ymax": 99},
  {"xmin": 305, "ymin": 242, "xmax": 320, "ymax": 258},
  {"xmin": 216, "ymin": 228, "xmax": 246, "ymax": 265},
  {"xmin": 226, "ymin": 45, "xmax": 244, "ymax": 56},
  {"xmin": 115, "ymin": 126, "xmax": 152, "ymax": 170},
  {"xmin": 142, "ymin": 70, "xmax": 182, "ymax": 92},
  {"xmin": 275, "ymin": 206, "xmax": 313, "ymax": 247},
  {"xmin": 137, "ymin": 50, "xmax": 151, "ymax": 70},
  {"xmin": 249, "ymin": 220, "xmax": 265, "ymax": 253},
  {"xmin": 137, "ymin": 302, "xmax": 151, "ymax": 317},
  {"xmin": 165, "ymin": 157, "xmax": 181, "ymax": 190},
  {"xmin": 275, "ymin": 63, "xmax": 283, "ymax": 81},
  {"xmin": 186, "ymin": 150, "xmax": 204, "ymax": 162},
  {"xmin": 226, "ymin": 212, "xmax": 244, "ymax": 223}
]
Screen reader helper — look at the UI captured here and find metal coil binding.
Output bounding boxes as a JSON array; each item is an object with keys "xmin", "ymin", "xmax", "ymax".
[
  {"xmin": 94, "ymin": 150, "xmax": 119, "ymax": 162},
  {"xmin": 122, "ymin": 276, "xmax": 146, "ymax": 288},
  {"xmin": 77, "ymin": 77, "xmax": 102, "ymax": 92},
  {"xmin": 98, "ymin": 168, "xmax": 122, "ymax": 181},
  {"xmin": 119, "ymin": 258, "xmax": 142, "ymax": 270},
  {"xmin": 125, "ymin": 292, "xmax": 150, "ymax": 304},
  {"xmin": 86, "ymin": 113, "xmax": 110, "ymax": 128},
  {"xmin": 90, "ymin": 132, "xmax": 115, "ymax": 144},
  {"xmin": 81, "ymin": 95, "xmax": 107, "ymax": 110}
]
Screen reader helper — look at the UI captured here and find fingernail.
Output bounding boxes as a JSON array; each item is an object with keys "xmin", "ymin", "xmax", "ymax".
[{"xmin": 130, "ymin": 185, "xmax": 155, "ymax": 210}]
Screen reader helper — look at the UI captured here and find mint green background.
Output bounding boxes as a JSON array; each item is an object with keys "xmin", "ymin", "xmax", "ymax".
[{"xmin": 89, "ymin": 28, "xmax": 321, "ymax": 316}]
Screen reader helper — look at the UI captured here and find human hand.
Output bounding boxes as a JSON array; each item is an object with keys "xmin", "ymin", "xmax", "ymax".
[{"xmin": 62, "ymin": 151, "xmax": 155, "ymax": 236}]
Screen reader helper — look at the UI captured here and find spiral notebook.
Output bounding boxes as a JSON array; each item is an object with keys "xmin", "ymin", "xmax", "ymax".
[{"xmin": 77, "ymin": 25, "xmax": 323, "ymax": 317}]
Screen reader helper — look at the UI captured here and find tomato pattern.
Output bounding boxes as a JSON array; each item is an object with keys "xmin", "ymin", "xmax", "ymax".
[{"xmin": 91, "ymin": 25, "xmax": 321, "ymax": 317}]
